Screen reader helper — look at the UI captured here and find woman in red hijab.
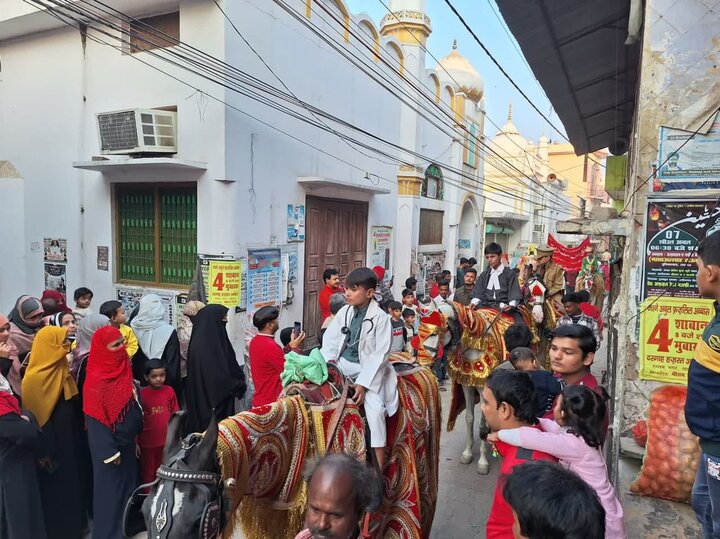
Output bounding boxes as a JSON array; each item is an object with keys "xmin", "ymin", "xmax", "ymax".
[
  {"xmin": 40, "ymin": 290, "xmax": 71, "ymax": 316},
  {"xmin": 0, "ymin": 372, "xmax": 47, "ymax": 539},
  {"xmin": 84, "ymin": 326, "xmax": 143, "ymax": 539}
]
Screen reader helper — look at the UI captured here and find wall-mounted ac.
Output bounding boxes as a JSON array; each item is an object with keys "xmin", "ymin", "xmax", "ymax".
[
  {"xmin": 533, "ymin": 223, "xmax": 545, "ymax": 233},
  {"xmin": 97, "ymin": 108, "xmax": 177, "ymax": 155}
]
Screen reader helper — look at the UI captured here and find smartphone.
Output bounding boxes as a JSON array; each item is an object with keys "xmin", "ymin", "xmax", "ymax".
[{"xmin": 293, "ymin": 321, "xmax": 302, "ymax": 336}]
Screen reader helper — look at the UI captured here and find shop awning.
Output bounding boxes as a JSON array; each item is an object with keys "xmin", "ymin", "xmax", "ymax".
[{"xmin": 495, "ymin": 0, "xmax": 641, "ymax": 155}]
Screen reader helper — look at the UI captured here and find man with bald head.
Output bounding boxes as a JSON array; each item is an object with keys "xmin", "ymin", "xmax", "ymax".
[{"xmin": 295, "ymin": 453, "xmax": 380, "ymax": 539}]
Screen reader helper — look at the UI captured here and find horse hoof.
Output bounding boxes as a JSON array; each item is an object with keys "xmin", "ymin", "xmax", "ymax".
[
  {"xmin": 477, "ymin": 463, "xmax": 490, "ymax": 475},
  {"xmin": 460, "ymin": 452, "xmax": 473, "ymax": 465}
]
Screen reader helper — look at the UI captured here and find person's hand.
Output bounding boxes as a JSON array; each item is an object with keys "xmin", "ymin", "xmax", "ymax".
[
  {"xmin": 487, "ymin": 432, "xmax": 500, "ymax": 443},
  {"xmin": 351, "ymin": 384, "xmax": 366, "ymax": 406},
  {"xmin": 289, "ymin": 331, "xmax": 305, "ymax": 350},
  {"xmin": 0, "ymin": 342, "xmax": 11, "ymax": 359}
]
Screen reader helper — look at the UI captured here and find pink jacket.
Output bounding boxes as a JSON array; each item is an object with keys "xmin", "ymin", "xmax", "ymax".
[{"xmin": 498, "ymin": 418, "xmax": 626, "ymax": 538}]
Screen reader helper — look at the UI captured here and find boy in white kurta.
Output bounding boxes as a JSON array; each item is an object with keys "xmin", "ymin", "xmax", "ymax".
[{"xmin": 321, "ymin": 267, "xmax": 399, "ymax": 470}]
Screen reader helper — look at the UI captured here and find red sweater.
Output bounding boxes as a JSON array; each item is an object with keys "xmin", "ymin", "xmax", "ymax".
[
  {"xmin": 486, "ymin": 429, "xmax": 556, "ymax": 538},
  {"xmin": 580, "ymin": 302, "xmax": 603, "ymax": 331},
  {"xmin": 249, "ymin": 334, "xmax": 289, "ymax": 408},
  {"xmin": 139, "ymin": 385, "xmax": 179, "ymax": 448},
  {"xmin": 319, "ymin": 285, "xmax": 338, "ymax": 322}
]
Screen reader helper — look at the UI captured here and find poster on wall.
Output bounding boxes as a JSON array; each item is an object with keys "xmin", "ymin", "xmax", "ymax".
[
  {"xmin": 287, "ymin": 204, "xmax": 306, "ymax": 242},
  {"xmin": 280, "ymin": 244, "xmax": 299, "ymax": 304},
  {"xmin": 642, "ymin": 199, "xmax": 720, "ymax": 299},
  {"xmin": 116, "ymin": 286, "xmax": 177, "ymax": 327},
  {"xmin": 199, "ymin": 254, "xmax": 247, "ymax": 310},
  {"xmin": 44, "ymin": 263, "xmax": 66, "ymax": 293},
  {"xmin": 657, "ymin": 113, "xmax": 720, "ymax": 189},
  {"xmin": 416, "ymin": 251, "xmax": 445, "ymax": 300},
  {"xmin": 97, "ymin": 246, "xmax": 109, "ymax": 271},
  {"xmin": 44, "ymin": 238, "xmax": 67, "ymax": 263},
  {"xmin": 207, "ymin": 260, "xmax": 242, "ymax": 308},
  {"xmin": 639, "ymin": 297, "xmax": 714, "ymax": 384},
  {"xmin": 370, "ymin": 226, "xmax": 392, "ymax": 269},
  {"xmin": 247, "ymin": 248, "xmax": 282, "ymax": 313}
]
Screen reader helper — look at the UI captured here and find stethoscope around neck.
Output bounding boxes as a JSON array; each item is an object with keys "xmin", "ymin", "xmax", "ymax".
[{"xmin": 341, "ymin": 308, "xmax": 376, "ymax": 348}]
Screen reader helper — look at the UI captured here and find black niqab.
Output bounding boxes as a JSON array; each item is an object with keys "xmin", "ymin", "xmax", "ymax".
[{"xmin": 185, "ymin": 304, "xmax": 246, "ymax": 434}]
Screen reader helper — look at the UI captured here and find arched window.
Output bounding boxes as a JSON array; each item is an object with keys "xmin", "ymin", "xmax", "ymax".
[{"xmin": 422, "ymin": 164, "xmax": 444, "ymax": 199}]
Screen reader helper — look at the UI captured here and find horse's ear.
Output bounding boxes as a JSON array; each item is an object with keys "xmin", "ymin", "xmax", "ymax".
[
  {"xmin": 163, "ymin": 411, "xmax": 186, "ymax": 463},
  {"xmin": 189, "ymin": 412, "xmax": 218, "ymax": 469}
]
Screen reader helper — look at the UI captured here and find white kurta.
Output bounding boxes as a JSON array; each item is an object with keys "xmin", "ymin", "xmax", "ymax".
[{"xmin": 320, "ymin": 299, "xmax": 399, "ymax": 447}]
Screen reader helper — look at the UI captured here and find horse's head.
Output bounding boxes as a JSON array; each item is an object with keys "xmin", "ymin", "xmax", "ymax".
[
  {"xmin": 412, "ymin": 307, "xmax": 453, "ymax": 367},
  {"xmin": 136, "ymin": 412, "xmax": 227, "ymax": 539},
  {"xmin": 525, "ymin": 276, "xmax": 547, "ymax": 324}
]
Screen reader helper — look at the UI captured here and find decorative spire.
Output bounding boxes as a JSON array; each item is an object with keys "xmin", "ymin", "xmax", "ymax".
[
  {"xmin": 452, "ymin": 38, "xmax": 457, "ymax": 50},
  {"xmin": 508, "ymin": 101, "xmax": 513, "ymax": 122}
]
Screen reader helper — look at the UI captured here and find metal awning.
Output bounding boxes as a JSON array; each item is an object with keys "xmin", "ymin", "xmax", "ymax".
[{"xmin": 496, "ymin": 0, "xmax": 641, "ymax": 156}]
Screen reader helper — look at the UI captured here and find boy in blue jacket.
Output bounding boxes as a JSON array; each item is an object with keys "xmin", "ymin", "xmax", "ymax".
[{"xmin": 686, "ymin": 231, "xmax": 720, "ymax": 538}]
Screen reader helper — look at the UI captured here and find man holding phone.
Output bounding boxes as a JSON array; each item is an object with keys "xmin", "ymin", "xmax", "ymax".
[{"xmin": 248, "ymin": 306, "xmax": 305, "ymax": 408}]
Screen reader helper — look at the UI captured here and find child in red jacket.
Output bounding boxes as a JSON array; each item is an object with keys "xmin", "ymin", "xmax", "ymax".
[{"xmin": 139, "ymin": 359, "xmax": 179, "ymax": 486}]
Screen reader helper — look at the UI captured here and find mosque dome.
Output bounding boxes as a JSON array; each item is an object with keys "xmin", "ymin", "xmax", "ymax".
[
  {"xmin": 435, "ymin": 40, "xmax": 484, "ymax": 102},
  {"xmin": 491, "ymin": 102, "xmax": 529, "ymax": 156}
]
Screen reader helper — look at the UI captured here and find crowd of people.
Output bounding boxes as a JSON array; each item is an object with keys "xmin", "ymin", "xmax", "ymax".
[{"xmin": 0, "ymin": 289, "xmax": 245, "ymax": 539}]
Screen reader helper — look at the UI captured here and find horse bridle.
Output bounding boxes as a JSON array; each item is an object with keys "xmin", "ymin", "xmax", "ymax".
[{"xmin": 123, "ymin": 435, "xmax": 226, "ymax": 539}]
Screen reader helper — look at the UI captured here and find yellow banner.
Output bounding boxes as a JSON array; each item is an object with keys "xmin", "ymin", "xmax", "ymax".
[
  {"xmin": 639, "ymin": 297, "xmax": 715, "ymax": 384},
  {"xmin": 208, "ymin": 260, "xmax": 242, "ymax": 307}
]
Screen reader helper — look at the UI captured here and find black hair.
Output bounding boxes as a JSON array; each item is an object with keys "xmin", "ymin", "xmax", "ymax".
[
  {"xmin": 144, "ymin": 358, "xmax": 166, "ymax": 376},
  {"xmin": 484, "ymin": 242, "xmax": 503, "ymax": 256},
  {"xmin": 552, "ymin": 324, "xmax": 596, "ymax": 359},
  {"xmin": 459, "ymin": 257, "xmax": 469, "ymax": 264},
  {"xmin": 503, "ymin": 461, "xmax": 606, "ymax": 539},
  {"xmin": 401, "ymin": 288, "xmax": 414, "ymax": 298},
  {"xmin": 698, "ymin": 232, "xmax": 720, "ymax": 267},
  {"xmin": 509, "ymin": 347, "xmax": 536, "ymax": 367},
  {"xmin": 405, "ymin": 277, "xmax": 417, "ymax": 289},
  {"xmin": 279, "ymin": 327, "xmax": 294, "ymax": 347},
  {"xmin": 577, "ymin": 289, "xmax": 591, "ymax": 303},
  {"xmin": 486, "ymin": 370, "xmax": 538, "ymax": 425},
  {"xmin": 329, "ymin": 293, "xmax": 346, "ymax": 316},
  {"xmin": 74, "ymin": 287, "xmax": 93, "ymax": 301},
  {"xmin": 99, "ymin": 300, "xmax": 123, "ymax": 320},
  {"xmin": 346, "ymin": 267, "xmax": 377, "ymax": 291},
  {"xmin": 387, "ymin": 300, "xmax": 402, "ymax": 311},
  {"xmin": 322, "ymin": 268, "xmax": 340, "ymax": 283},
  {"xmin": 402, "ymin": 308, "xmax": 415, "ymax": 319},
  {"xmin": 468, "ymin": 257, "xmax": 477, "ymax": 265},
  {"xmin": 441, "ymin": 270, "xmax": 452, "ymax": 277},
  {"xmin": 252, "ymin": 306, "xmax": 279, "ymax": 330},
  {"xmin": 304, "ymin": 453, "xmax": 380, "ymax": 515},
  {"xmin": 504, "ymin": 323, "xmax": 533, "ymax": 351},
  {"xmin": 437, "ymin": 280, "xmax": 450, "ymax": 289},
  {"xmin": 464, "ymin": 267, "xmax": 477, "ymax": 276},
  {"xmin": 562, "ymin": 292, "xmax": 582, "ymax": 304},
  {"xmin": 560, "ymin": 385, "xmax": 609, "ymax": 448}
]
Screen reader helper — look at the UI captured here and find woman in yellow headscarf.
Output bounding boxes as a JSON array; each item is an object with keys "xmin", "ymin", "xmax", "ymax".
[{"xmin": 22, "ymin": 326, "xmax": 85, "ymax": 539}]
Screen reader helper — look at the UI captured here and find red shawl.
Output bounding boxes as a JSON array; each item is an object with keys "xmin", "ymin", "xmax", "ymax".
[{"xmin": 83, "ymin": 326, "xmax": 134, "ymax": 429}]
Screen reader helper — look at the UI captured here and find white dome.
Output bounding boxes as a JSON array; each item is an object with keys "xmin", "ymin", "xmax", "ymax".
[
  {"xmin": 491, "ymin": 103, "xmax": 528, "ymax": 156},
  {"xmin": 435, "ymin": 41, "xmax": 484, "ymax": 102}
]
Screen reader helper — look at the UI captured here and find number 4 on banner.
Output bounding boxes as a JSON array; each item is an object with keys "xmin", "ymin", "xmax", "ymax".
[
  {"xmin": 213, "ymin": 272, "xmax": 224, "ymax": 291},
  {"xmin": 648, "ymin": 318, "xmax": 673, "ymax": 352}
]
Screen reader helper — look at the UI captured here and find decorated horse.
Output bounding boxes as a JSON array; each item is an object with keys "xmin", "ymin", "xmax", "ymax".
[
  {"xmin": 576, "ymin": 249, "xmax": 605, "ymax": 310},
  {"xmin": 132, "ymin": 360, "xmax": 441, "ymax": 539}
]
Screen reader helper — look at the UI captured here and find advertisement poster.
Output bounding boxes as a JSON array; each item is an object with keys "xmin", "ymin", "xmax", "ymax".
[
  {"xmin": 280, "ymin": 244, "xmax": 299, "ymax": 304},
  {"xmin": 287, "ymin": 204, "xmax": 306, "ymax": 242},
  {"xmin": 116, "ymin": 286, "xmax": 177, "ymax": 327},
  {"xmin": 417, "ymin": 251, "xmax": 445, "ymax": 301},
  {"xmin": 639, "ymin": 297, "xmax": 714, "ymax": 384},
  {"xmin": 44, "ymin": 263, "xmax": 66, "ymax": 293},
  {"xmin": 97, "ymin": 246, "xmax": 109, "ymax": 271},
  {"xmin": 207, "ymin": 260, "xmax": 242, "ymax": 308},
  {"xmin": 247, "ymin": 248, "xmax": 282, "ymax": 313},
  {"xmin": 44, "ymin": 238, "xmax": 67, "ymax": 263},
  {"xmin": 370, "ymin": 226, "xmax": 392, "ymax": 269},
  {"xmin": 643, "ymin": 199, "xmax": 720, "ymax": 299},
  {"xmin": 199, "ymin": 254, "xmax": 247, "ymax": 310},
  {"xmin": 657, "ymin": 113, "xmax": 720, "ymax": 188}
]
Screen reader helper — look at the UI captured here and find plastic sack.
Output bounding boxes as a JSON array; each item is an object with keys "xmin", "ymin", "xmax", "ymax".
[
  {"xmin": 631, "ymin": 420, "xmax": 648, "ymax": 448},
  {"xmin": 630, "ymin": 385, "xmax": 700, "ymax": 502}
]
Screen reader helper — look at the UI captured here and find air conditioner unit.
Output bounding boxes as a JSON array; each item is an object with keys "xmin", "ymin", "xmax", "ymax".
[
  {"xmin": 533, "ymin": 223, "xmax": 545, "ymax": 233},
  {"xmin": 97, "ymin": 108, "xmax": 177, "ymax": 155}
]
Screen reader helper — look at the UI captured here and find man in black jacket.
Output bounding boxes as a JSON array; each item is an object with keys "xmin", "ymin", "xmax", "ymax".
[{"xmin": 473, "ymin": 243, "xmax": 524, "ymax": 324}]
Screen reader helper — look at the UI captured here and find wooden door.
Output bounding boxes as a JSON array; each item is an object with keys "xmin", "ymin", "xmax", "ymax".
[{"xmin": 303, "ymin": 196, "xmax": 368, "ymax": 347}]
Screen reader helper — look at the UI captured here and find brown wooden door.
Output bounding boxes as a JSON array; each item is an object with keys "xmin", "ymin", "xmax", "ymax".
[{"xmin": 303, "ymin": 196, "xmax": 368, "ymax": 347}]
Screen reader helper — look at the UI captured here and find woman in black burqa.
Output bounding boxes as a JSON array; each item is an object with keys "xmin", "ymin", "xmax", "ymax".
[{"xmin": 185, "ymin": 304, "xmax": 246, "ymax": 434}]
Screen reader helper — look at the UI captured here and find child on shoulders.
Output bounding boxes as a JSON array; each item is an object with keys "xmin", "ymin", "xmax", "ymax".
[
  {"xmin": 509, "ymin": 347, "xmax": 563, "ymax": 418},
  {"xmin": 72, "ymin": 287, "xmax": 94, "ymax": 322}
]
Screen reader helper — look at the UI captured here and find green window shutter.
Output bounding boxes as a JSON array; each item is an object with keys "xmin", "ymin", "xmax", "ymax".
[
  {"xmin": 159, "ymin": 186, "xmax": 197, "ymax": 285},
  {"xmin": 118, "ymin": 187, "xmax": 155, "ymax": 281}
]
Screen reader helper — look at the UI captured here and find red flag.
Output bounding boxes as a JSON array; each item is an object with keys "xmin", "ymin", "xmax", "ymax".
[{"xmin": 547, "ymin": 234, "xmax": 591, "ymax": 272}]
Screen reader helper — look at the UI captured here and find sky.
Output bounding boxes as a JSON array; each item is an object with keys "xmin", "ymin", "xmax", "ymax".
[{"xmin": 345, "ymin": 0, "xmax": 568, "ymax": 144}]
